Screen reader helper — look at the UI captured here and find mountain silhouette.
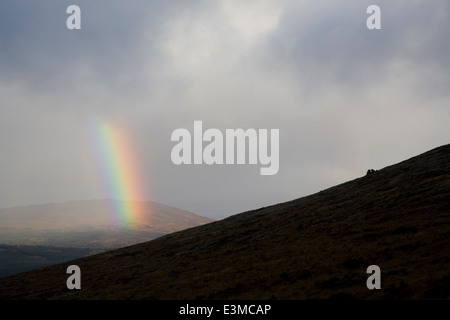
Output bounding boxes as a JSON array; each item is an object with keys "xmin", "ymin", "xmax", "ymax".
[{"xmin": 0, "ymin": 144, "xmax": 449, "ymax": 299}]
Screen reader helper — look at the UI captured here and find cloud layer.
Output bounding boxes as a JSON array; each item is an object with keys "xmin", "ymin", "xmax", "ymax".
[{"xmin": 1, "ymin": 0, "xmax": 449, "ymax": 218}]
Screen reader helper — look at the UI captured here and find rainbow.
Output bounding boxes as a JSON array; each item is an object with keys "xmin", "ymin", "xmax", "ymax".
[{"xmin": 87, "ymin": 120, "xmax": 148, "ymax": 228}]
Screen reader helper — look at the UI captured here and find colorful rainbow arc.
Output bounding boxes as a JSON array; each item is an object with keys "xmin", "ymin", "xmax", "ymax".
[{"xmin": 87, "ymin": 120, "xmax": 148, "ymax": 228}]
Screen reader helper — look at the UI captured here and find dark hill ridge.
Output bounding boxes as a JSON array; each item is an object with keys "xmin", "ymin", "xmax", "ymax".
[{"xmin": 0, "ymin": 144, "xmax": 449, "ymax": 299}]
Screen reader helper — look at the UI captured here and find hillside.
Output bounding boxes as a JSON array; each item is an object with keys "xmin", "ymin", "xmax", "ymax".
[
  {"xmin": 0, "ymin": 200, "xmax": 213, "ymax": 248},
  {"xmin": 0, "ymin": 144, "xmax": 449, "ymax": 299},
  {"xmin": 0, "ymin": 244, "xmax": 100, "ymax": 278}
]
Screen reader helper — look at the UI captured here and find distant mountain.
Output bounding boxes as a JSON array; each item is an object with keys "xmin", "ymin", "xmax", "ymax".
[
  {"xmin": 0, "ymin": 199, "xmax": 213, "ymax": 249},
  {"xmin": 0, "ymin": 144, "xmax": 449, "ymax": 299}
]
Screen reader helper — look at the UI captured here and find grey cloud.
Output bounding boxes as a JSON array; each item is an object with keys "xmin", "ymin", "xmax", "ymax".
[
  {"xmin": 0, "ymin": 1, "xmax": 449, "ymax": 218},
  {"xmin": 261, "ymin": 0, "xmax": 450, "ymax": 92},
  {"xmin": 0, "ymin": 1, "xmax": 200, "ymax": 93}
]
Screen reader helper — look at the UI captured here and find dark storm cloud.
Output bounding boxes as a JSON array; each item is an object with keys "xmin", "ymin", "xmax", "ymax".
[
  {"xmin": 0, "ymin": 1, "xmax": 449, "ymax": 218},
  {"xmin": 261, "ymin": 0, "xmax": 450, "ymax": 93},
  {"xmin": 0, "ymin": 0, "xmax": 205, "ymax": 93}
]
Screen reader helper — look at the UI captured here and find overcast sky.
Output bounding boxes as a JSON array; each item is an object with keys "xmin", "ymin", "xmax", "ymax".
[{"xmin": 1, "ymin": 0, "xmax": 449, "ymax": 219}]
